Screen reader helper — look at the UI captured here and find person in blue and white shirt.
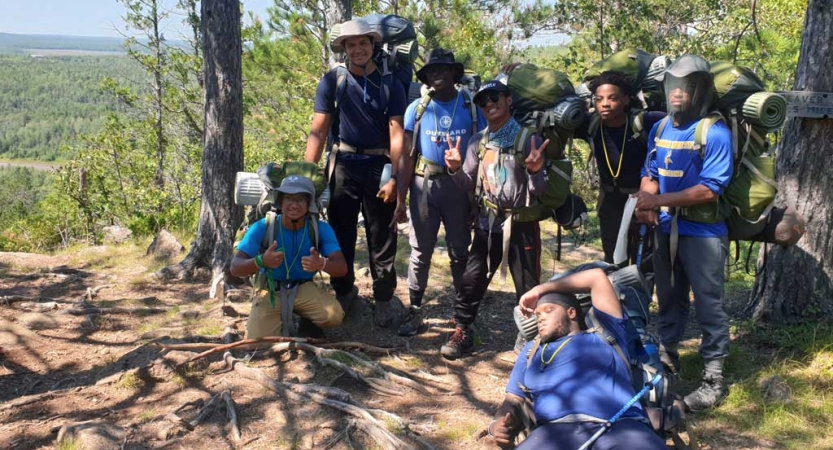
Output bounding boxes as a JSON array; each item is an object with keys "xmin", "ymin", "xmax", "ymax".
[{"xmin": 634, "ymin": 55, "xmax": 734, "ymax": 411}]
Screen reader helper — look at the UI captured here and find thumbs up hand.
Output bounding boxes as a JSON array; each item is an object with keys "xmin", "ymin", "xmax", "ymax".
[
  {"xmin": 525, "ymin": 138, "xmax": 549, "ymax": 174},
  {"xmin": 302, "ymin": 246, "xmax": 327, "ymax": 272},
  {"xmin": 262, "ymin": 241, "xmax": 284, "ymax": 268},
  {"xmin": 444, "ymin": 136, "xmax": 463, "ymax": 172},
  {"xmin": 491, "ymin": 412, "xmax": 518, "ymax": 449}
]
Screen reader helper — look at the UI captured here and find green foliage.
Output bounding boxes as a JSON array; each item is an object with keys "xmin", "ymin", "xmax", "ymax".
[{"xmin": 0, "ymin": 55, "xmax": 142, "ymax": 160}]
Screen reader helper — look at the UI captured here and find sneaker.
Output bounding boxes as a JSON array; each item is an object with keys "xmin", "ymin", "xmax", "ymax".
[
  {"xmin": 440, "ymin": 325, "xmax": 474, "ymax": 360},
  {"xmin": 659, "ymin": 346, "xmax": 681, "ymax": 375},
  {"xmin": 374, "ymin": 298, "xmax": 405, "ymax": 328},
  {"xmin": 297, "ymin": 317, "xmax": 326, "ymax": 339},
  {"xmin": 397, "ymin": 306, "xmax": 424, "ymax": 336},
  {"xmin": 684, "ymin": 374, "xmax": 726, "ymax": 412},
  {"xmin": 514, "ymin": 332, "xmax": 528, "ymax": 354}
]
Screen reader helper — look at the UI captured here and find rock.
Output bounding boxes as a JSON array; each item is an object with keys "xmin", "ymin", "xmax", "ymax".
[
  {"xmin": 146, "ymin": 229, "xmax": 185, "ymax": 259},
  {"xmin": 56, "ymin": 421, "xmax": 125, "ymax": 450},
  {"xmin": 225, "ymin": 287, "xmax": 252, "ymax": 303},
  {"xmin": 18, "ymin": 312, "xmax": 61, "ymax": 330},
  {"xmin": 103, "ymin": 225, "xmax": 132, "ymax": 244},
  {"xmin": 760, "ymin": 375, "xmax": 793, "ymax": 404}
]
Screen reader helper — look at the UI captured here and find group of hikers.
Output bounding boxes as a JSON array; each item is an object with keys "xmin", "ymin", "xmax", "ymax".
[{"xmin": 229, "ymin": 16, "xmax": 743, "ymax": 449}]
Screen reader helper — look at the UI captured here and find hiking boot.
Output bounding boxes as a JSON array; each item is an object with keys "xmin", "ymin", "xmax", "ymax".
[
  {"xmin": 397, "ymin": 306, "xmax": 424, "ymax": 336},
  {"xmin": 659, "ymin": 345, "xmax": 681, "ymax": 375},
  {"xmin": 684, "ymin": 374, "xmax": 726, "ymax": 412},
  {"xmin": 297, "ymin": 317, "xmax": 325, "ymax": 339},
  {"xmin": 441, "ymin": 325, "xmax": 474, "ymax": 360},
  {"xmin": 337, "ymin": 286, "xmax": 365, "ymax": 323},
  {"xmin": 374, "ymin": 298, "xmax": 405, "ymax": 328}
]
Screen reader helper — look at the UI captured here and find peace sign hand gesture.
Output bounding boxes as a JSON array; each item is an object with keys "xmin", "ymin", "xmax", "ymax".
[
  {"xmin": 444, "ymin": 136, "xmax": 463, "ymax": 172},
  {"xmin": 525, "ymin": 138, "xmax": 549, "ymax": 174}
]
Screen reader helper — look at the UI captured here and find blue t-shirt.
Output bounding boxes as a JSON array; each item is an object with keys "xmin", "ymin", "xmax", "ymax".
[
  {"xmin": 641, "ymin": 117, "xmax": 733, "ymax": 237},
  {"xmin": 237, "ymin": 216, "xmax": 341, "ymax": 282},
  {"xmin": 403, "ymin": 92, "xmax": 487, "ymax": 166},
  {"xmin": 313, "ymin": 67, "xmax": 406, "ymax": 160},
  {"xmin": 506, "ymin": 308, "xmax": 646, "ymax": 423}
]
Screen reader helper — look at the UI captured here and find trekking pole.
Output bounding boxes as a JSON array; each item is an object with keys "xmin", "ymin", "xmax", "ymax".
[
  {"xmin": 635, "ymin": 224, "xmax": 647, "ymax": 267},
  {"xmin": 576, "ymin": 374, "xmax": 663, "ymax": 450}
]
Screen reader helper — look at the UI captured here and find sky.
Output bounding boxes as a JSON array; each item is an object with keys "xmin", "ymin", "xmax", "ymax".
[{"xmin": 0, "ymin": 0, "xmax": 274, "ymax": 38}]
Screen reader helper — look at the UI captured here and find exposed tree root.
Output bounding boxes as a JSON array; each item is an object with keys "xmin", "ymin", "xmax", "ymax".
[
  {"xmin": 221, "ymin": 389, "xmax": 241, "ymax": 441},
  {"xmin": 224, "ymin": 352, "xmax": 425, "ymax": 450}
]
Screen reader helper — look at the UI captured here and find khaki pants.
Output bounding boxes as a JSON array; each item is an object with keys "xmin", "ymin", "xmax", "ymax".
[{"xmin": 246, "ymin": 282, "xmax": 344, "ymax": 339}]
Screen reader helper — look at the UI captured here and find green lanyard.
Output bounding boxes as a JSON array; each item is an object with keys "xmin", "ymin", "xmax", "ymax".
[
  {"xmin": 540, "ymin": 336, "xmax": 574, "ymax": 368},
  {"xmin": 278, "ymin": 216, "xmax": 307, "ymax": 280}
]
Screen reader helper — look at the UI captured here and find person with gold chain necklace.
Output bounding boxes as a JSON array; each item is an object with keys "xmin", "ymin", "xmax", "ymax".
[{"xmin": 576, "ymin": 71, "xmax": 665, "ymax": 265}]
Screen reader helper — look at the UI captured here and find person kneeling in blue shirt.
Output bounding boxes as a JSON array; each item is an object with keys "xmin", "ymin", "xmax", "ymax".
[
  {"xmin": 230, "ymin": 176, "xmax": 349, "ymax": 339},
  {"xmin": 487, "ymin": 268, "xmax": 667, "ymax": 450}
]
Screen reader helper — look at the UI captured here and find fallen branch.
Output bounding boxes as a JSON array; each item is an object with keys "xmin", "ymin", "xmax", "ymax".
[
  {"xmin": 63, "ymin": 306, "xmax": 167, "ymax": 316},
  {"xmin": 175, "ymin": 337, "xmax": 399, "ymax": 367},
  {"xmin": 0, "ymin": 295, "xmax": 59, "ymax": 305},
  {"xmin": 0, "ymin": 386, "xmax": 84, "ymax": 411},
  {"xmin": 221, "ymin": 389, "xmax": 241, "ymax": 441}
]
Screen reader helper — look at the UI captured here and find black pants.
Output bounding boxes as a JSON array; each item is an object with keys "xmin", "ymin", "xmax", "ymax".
[
  {"xmin": 598, "ymin": 189, "xmax": 654, "ymax": 279},
  {"xmin": 454, "ymin": 221, "xmax": 541, "ymax": 326},
  {"xmin": 328, "ymin": 158, "xmax": 397, "ymax": 302}
]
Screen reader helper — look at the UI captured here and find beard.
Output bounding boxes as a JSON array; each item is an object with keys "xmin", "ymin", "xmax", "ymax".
[{"xmin": 540, "ymin": 319, "xmax": 572, "ymax": 343}]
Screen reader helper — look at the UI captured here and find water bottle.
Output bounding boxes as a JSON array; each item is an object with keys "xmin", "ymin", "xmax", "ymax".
[
  {"xmin": 379, "ymin": 163, "xmax": 392, "ymax": 189},
  {"xmin": 318, "ymin": 186, "xmax": 331, "ymax": 209}
]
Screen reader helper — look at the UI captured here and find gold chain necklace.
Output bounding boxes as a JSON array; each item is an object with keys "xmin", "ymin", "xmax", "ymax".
[{"xmin": 600, "ymin": 115, "xmax": 629, "ymax": 183}]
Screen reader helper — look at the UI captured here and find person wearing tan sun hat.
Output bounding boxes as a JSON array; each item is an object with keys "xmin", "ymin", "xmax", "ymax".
[{"xmin": 305, "ymin": 18, "xmax": 408, "ymax": 330}]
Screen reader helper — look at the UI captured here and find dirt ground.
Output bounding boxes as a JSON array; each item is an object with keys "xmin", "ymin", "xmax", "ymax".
[{"xmin": 0, "ymin": 236, "xmax": 774, "ymax": 450}]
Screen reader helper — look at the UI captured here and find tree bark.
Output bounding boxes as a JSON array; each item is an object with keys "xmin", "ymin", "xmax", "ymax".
[
  {"xmin": 749, "ymin": 0, "xmax": 833, "ymax": 321},
  {"xmin": 166, "ymin": 0, "xmax": 243, "ymax": 278},
  {"xmin": 324, "ymin": 0, "xmax": 352, "ymax": 68}
]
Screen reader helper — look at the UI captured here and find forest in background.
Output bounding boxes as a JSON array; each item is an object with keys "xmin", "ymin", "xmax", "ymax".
[{"xmin": 0, "ymin": 0, "xmax": 809, "ymax": 253}]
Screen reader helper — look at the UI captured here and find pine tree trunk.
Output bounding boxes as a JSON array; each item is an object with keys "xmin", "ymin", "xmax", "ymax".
[
  {"xmin": 164, "ymin": 0, "xmax": 243, "ymax": 279},
  {"xmin": 325, "ymin": 0, "xmax": 352, "ymax": 67},
  {"xmin": 748, "ymin": 0, "xmax": 833, "ymax": 321}
]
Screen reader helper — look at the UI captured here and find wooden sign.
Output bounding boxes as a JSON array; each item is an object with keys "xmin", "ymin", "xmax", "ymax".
[{"xmin": 779, "ymin": 91, "xmax": 833, "ymax": 119}]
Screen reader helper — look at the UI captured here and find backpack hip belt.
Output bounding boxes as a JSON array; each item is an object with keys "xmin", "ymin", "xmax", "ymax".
[
  {"xmin": 414, "ymin": 154, "xmax": 447, "ymax": 178},
  {"xmin": 337, "ymin": 142, "xmax": 389, "ymax": 156},
  {"xmin": 601, "ymin": 184, "xmax": 639, "ymax": 195}
]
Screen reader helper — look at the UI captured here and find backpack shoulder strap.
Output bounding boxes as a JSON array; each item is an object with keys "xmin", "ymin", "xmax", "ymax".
[
  {"xmin": 631, "ymin": 110, "xmax": 647, "ymax": 145},
  {"xmin": 513, "ymin": 126, "xmax": 534, "ymax": 158},
  {"xmin": 461, "ymin": 89, "xmax": 478, "ymax": 136},
  {"xmin": 411, "ymin": 91, "xmax": 434, "ymax": 156},
  {"xmin": 654, "ymin": 116, "xmax": 671, "ymax": 145},
  {"xmin": 693, "ymin": 112, "xmax": 724, "ymax": 159},
  {"xmin": 585, "ymin": 308, "xmax": 631, "ymax": 368},
  {"xmin": 308, "ymin": 214, "xmax": 320, "ymax": 251},
  {"xmin": 263, "ymin": 211, "xmax": 277, "ymax": 252},
  {"xmin": 587, "ymin": 112, "xmax": 602, "ymax": 141},
  {"xmin": 333, "ymin": 66, "xmax": 349, "ymax": 112},
  {"xmin": 526, "ymin": 337, "xmax": 542, "ymax": 369}
]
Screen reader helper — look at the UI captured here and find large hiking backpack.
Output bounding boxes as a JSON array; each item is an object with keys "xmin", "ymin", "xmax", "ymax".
[
  {"xmin": 580, "ymin": 48, "xmax": 671, "ymax": 111},
  {"xmin": 653, "ymin": 61, "xmax": 804, "ymax": 246},
  {"xmin": 229, "ymin": 162, "xmax": 328, "ymax": 287},
  {"xmin": 517, "ymin": 262, "xmax": 685, "ymax": 436}
]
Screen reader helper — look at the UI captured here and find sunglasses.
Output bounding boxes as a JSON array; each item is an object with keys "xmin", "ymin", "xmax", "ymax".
[{"xmin": 476, "ymin": 92, "xmax": 503, "ymax": 108}]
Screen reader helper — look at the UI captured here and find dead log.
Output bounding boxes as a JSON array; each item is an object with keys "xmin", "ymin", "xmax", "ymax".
[
  {"xmin": 63, "ymin": 306, "xmax": 167, "ymax": 316},
  {"xmin": 0, "ymin": 295, "xmax": 59, "ymax": 305},
  {"xmin": 221, "ymin": 389, "xmax": 241, "ymax": 441}
]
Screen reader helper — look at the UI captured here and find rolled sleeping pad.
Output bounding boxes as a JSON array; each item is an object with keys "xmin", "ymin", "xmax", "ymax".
[
  {"xmin": 235, "ymin": 172, "xmax": 264, "ymax": 206},
  {"xmin": 742, "ymin": 92, "xmax": 787, "ymax": 130},
  {"xmin": 641, "ymin": 55, "xmax": 671, "ymax": 91},
  {"xmin": 552, "ymin": 97, "xmax": 587, "ymax": 130},
  {"xmin": 753, "ymin": 205, "xmax": 806, "ymax": 246}
]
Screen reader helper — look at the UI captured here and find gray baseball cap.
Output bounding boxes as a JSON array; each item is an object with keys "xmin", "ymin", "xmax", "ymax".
[{"xmin": 276, "ymin": 175, "xmax": 318, "ymax": 214}]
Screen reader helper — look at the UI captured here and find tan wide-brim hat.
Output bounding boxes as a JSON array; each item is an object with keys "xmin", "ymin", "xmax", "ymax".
[{"xmin": 332, "ymin": 19, "xmax": 382, "ymax": 49}]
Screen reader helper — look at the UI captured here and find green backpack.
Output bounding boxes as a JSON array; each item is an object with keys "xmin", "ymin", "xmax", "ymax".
[
  {"xmin": 655, "ymin": 61, "xmax": 788, "ymax": 242},
  {"xmin": 582, "ymin": 48, "xmax": 670, "ymax": 110}
]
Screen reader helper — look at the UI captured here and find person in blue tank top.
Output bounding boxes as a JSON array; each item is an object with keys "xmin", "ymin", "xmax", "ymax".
[
  {"xmin": 486, "ymin": 268, "xmax": 666, "ymax": 449},
  {"xmin": 230, "ymin": 176, "xmax": 348, "ymax": 339},
  {"xmin": 634, "ymin": 55, "xmax": 733, "ymax": 412},
  {"xmin": 394, "ymin": 48, "xmax": 487, "ymax": 336}
]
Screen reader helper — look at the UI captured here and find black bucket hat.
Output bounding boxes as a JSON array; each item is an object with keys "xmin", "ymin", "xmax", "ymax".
[{"xmin": 416, "ymin": 48, "xmax": 465, "ymax": 84}]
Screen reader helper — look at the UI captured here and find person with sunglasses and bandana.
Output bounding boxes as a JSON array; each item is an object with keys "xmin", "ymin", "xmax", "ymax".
[
  {"xmin": 394, "ymin": 48, "xmax": 487, "ymax": 336},
  {"xmin": 305, "ymin": 19, "xmax": 408, "ymax": 329},
  {"xmin": 442, "ymin": 80, "xmax": 549, "ymax": 359}
]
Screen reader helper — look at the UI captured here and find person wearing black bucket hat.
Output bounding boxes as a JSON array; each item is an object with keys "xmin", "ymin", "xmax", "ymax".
[
  {"xmin": 305, "ymin": 18, "xmax": 408, "ymax": 330},
  {"xmin": 394, "ymin": 48, "xmax": 486, "ymax": 336},
  {"xmin": 633, "ymin": 54, "xmax": 734, "ymax": 412},
  {"xmin": 486, "ymin": 268, "xmax": 666, "ymax": 449}
]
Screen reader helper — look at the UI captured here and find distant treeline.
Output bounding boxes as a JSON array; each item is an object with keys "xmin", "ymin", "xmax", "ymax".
[
  {"xmin": 0, "ymin": 32, "xmax": 187, "ymax": 55},
  {"xmin": 0, "ymin": 54, "xmax": 144, "ymax": 160}
]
